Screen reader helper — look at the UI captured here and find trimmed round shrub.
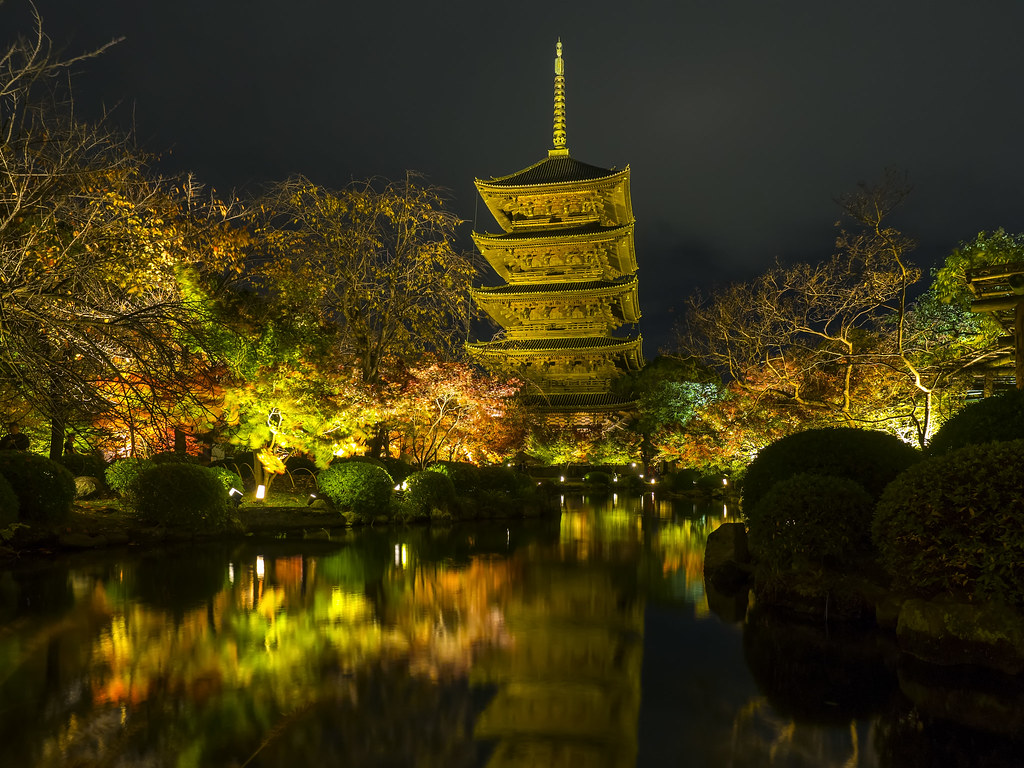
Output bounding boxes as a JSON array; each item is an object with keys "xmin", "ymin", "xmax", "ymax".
[
  {"xmin": 133, "ymin": 463, "xmax": 237, "ymax": 531},
  {"xmin": 403, "ymin": 471, "xmax": 457, "ymax": 520},
  {"xmin": 583, "ymin": 470, "xmax": 612, "ymax": 488},
  {"xmin": 0, "ymin": 450, "xmax": 76, "ymax": 524},
  {"xmin": 106, "ymin": 457, "xmax": 156, "ymax": 499},
  {"xmin": 317, "ymin": 461, "xmax": 393, "ymax": 520},
  {"xmin": 426, "ymin": 461, "xmax": 480, "ymax": 492},
  {"xmin": 743, "ymin": 427, "xmax": 921, "ymax": 510},
  {"xmin": 207, "ymin": 466, "xmax": 245, "ymax": 494},
  {"xmin": 872, "ymin": 440, "xmax": 1024, "ymax": 606},
  {"xmin": 927, "ymin": 389, "xmax": 1024, "ymax": 456},
  {"xmin": 150, "ymin": 451, "xmax": 199, "ymax": 464},
  {"xmin": 477, "ymin": 465, "xmax": 526, "ymax": 495},
  {"xmin": 746, "ymin": 473, "xmax": 875, "ymax": 567},
  {"xmin": 0, "ymin": 474, "xmax": 19, "ymax": 526}
]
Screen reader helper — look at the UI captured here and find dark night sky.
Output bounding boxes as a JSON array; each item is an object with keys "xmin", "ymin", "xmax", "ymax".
[{"xmin": 9, "ymin": 1, "xmax": 1024, "ymax": 353}]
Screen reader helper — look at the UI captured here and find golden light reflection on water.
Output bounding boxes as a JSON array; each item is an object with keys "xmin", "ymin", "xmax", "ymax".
[{"xmin": 0, "ymin": 499, "xmax": 731, "ymax": 767}]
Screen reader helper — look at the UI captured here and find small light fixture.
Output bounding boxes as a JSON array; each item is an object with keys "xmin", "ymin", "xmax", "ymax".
[
  {"xmin": 306, "ymin": 493, "xmax": 318, "ymax": 506},
  {"xmin": 255, "ymin": 484, "xmax": 266, "ymax": 501},
  {"xmin": 560, "ymin": 475, "xmax": 565, "ymax": 483},
  {"xmin": 256, "ymin": 555, "xmax": 265, "ymax": 579},
  {"xmin": 229, "ymin": 487, "xmax": 243, "ymax": 506}
]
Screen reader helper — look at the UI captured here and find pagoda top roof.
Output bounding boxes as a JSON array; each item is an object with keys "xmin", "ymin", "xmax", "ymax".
[{"xmin": 479, "ymin": 155, "xmax": 620, "ymax": 189}]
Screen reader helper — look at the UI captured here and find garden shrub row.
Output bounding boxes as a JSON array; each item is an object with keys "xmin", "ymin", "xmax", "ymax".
[{"xmin": 743, "ymin": 391, "xmax": 1024, "ymax": 609}]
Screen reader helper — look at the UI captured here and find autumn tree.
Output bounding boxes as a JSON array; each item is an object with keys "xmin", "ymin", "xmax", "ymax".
[
  {"xmin": 384, "ymin": 361, "xmax": 524, "ymax": 469},
  {"xmin": 251, "ymin": 175, "xmax": 476, "ymax": 386},
  {"xmin": 676, "ymin": 173, "xmax": 996, "ymax": 447}
]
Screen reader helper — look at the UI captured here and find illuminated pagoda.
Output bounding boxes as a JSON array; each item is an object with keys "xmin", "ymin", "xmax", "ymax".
[{"xmin": 467, "ymin": 40, "xmax": 643, "ymax": 422}]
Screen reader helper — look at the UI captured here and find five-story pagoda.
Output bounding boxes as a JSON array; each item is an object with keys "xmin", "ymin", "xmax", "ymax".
[{"xmin": 467, "ymin": 40, "xmax": 643, "ymax": 423}]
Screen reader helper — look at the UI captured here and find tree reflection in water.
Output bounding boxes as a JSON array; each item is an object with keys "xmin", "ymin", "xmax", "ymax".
[{"xmin": 0, "ymin": 499, "xmax": 1019, "ymax": 766}]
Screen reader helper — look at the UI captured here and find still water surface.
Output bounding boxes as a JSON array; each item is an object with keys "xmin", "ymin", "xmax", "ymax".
[{"xmin": 0, "ymin": 495, "xmax": 1014, "ymax": 767}]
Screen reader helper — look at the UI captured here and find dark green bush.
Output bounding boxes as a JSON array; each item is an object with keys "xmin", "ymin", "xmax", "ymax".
[
  {"xmin": 150, "ymin": 451, "xmax": 199, "ymax": 464},
  {"xmin": 474, "ymin": 488, "xmax": 519, "ymax": 519},
  {"xmin": 317, "ymin": 461, "xmax": 393, "ymax": 522},
  {"xmin": 0, "ymin": 450, "xmax": 76, "ymax": 524},
  {"xmin": 583, "ymin": 470, "xmax": 612, "ymax": 488},
  {"xmin": 426, "ymin": 461, "xmax": 480, "ymax": 492},
  {"xmin": 332, "ymin": 455, "xmax": 388, "ymax": 471},
  {"xmin": 403, "ymin": 471, "xmax": 457, "ymax": 521},
  {"xmin": 668, "ymin": 469, "xmax": 700, "ymax": 493},
  {"xmin": 477, "ymin": 465, "xmax": 526, "ymax": 495},
  {"xmin": 380, "ymin": 457, "xmax": 414, "ymax": 484},
  {"xmin": 0, "ymin": 474, "xmax": 19, "ymax": 525},
  {"xmin": 872, "ymin": 440, "xmax": 1024, "ymax": 606},
  {"xmin": 133, "ymin": 463, "xmax": 238, "ymax": 531},
  {"xmin": 612, "ymin": 473, "xmax": 647, "ymax": 493},
  {"xmin": 207, "ymin": 466, "xmax": 245, "ymax": 494},
  {"xmin": 743, "ymin": 427, "xmax": 921, "ymax": 510},
  {"xmin": 105, "ymin": 457, "xmax": 156, "ymax": 499},
  {"xmin": 927, "ymin": 389, "xmax": 1024, "ymax": 455},
  {"xmin": 746, "ymin": 473, "xmax": 875, "ymax": 568},
  {"xmin": 59, "ymin": 451, "xmax": 107, "ymax": 479}
]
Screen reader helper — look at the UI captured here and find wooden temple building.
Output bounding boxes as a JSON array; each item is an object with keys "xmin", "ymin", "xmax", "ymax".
[
  {"xmin": 966, "ymin": 261, "xmax": 1024, "ymax": 392},
  {"xmin": 467, "ymin": 41, "xmax": 643, "ymax": 423}
]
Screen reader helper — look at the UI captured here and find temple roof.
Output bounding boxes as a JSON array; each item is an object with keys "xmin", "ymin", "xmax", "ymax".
[
  {"xmin": 521, "ymin": 392, "xmax": 638, "ymax": 412},
  {"xmin": 471, "ymin": 335, "xmax": 640, "ymax": 353},
  {"xmin": 480, "ymin": 155, "xmax": 619, "ymax": 188},
  {"xmin": 473, "ymin": 274, "xmax": 637, "ymax": 298},
  {"xmin": 473, "ymin": 222, "xmax": 631, "ymax": 243}
]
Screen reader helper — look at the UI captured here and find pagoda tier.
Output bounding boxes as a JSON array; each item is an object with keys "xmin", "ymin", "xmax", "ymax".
[
  {"xmin": 473, "ymin": 223, "xmax": 636, "ymax": 284},
  {"xmin": 471, "ymin": 275, "xmax": 640, "ymax": 339},
  {"xmin": 467, "ymin": 336, "xmax": 643, "ymax": 395},
  {"xmin": 475, "ymin": 160, "xmax": 632, "ymax": 233}
]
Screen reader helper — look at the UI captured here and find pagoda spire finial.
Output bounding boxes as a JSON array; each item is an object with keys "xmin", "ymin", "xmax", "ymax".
[{"xmin": 550, "ymin": 38, "xmax": 569, "ymax": 157}]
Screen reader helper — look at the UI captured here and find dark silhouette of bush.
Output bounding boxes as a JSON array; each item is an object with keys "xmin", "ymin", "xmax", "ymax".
[
  {"xmin": 0, "ymin": 473, "xmax": 19, "ymax": 525},
  {"xmin": 402, "ymin": 471, "xmax": 457, "ymax": 521},
  {"xmin": 0, "ymin": 450, "xmax": 75, "ymax": 524},
  {"xmin": 105, "ymin": 457, "xmax": 156, "ymax": 500},
  {"xmin": 583, "ymin": 470, "xmax": 612, "ymax": 489},
  {"xmin": 743, "ymin": 427, "xmax": 921, "ymax": 510},
  {"xmin": 150, "ymin": 451, "xmax": 199, "ymax": 464},
  {"xmin": 317, "ymin": 461, "xmax": 393, "ymax": 522},
  {"xmin": 477, "ymin": 465, "xmax": 527, "ymax": 495},
  {"xmin": 59, "ymin": 451, "xmax": 107, "ymax": 480},
  {"xmin": 872, "ymin": 440, "xmax": 1024, "ymax": 606},
  {"xmin": 133, "ymin": 463, "xmax": 238, "ymax": 532},
  {"xmin": 380, "ymin": 457, "xmax": 414, "ymax": 484},
  {"xmin": 927, "ymin": 389, "xmax": 1024, "ymax": 456},
  {"xmin": 425, "ymin": 461, "xmax": 480, "ymax": 492},
  {"xmin": 747, "ymin": 473, "xmax": 875, "ymax": 568}
]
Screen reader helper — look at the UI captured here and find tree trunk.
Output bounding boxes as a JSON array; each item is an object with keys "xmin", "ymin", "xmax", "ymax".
[{"xmin": 48, "ymin": 417, "xmax": 64, "ymax": 462}]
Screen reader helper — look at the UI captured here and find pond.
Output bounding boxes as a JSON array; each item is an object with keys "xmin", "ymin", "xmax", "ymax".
[{"xmin": 0, "ymin": 494, "xmax": 1019, "ymax": 767}]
